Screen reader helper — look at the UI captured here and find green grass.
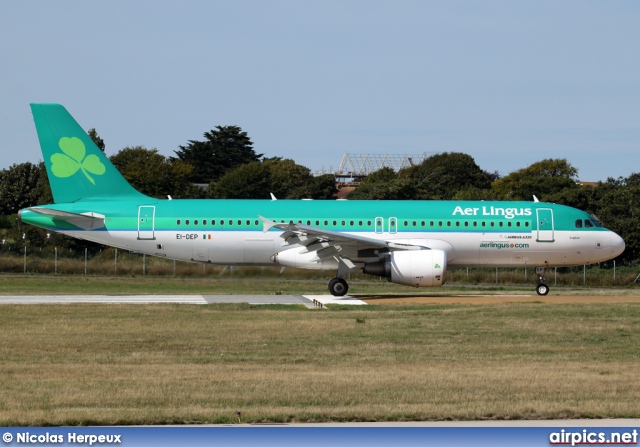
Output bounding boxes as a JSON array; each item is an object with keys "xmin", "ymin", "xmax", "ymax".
[{"xmin": 1, "ymin": 302, "xmax": 640, "ymax": 425}]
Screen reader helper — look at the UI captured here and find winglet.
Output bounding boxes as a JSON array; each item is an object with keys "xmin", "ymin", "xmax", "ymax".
[{"xmin": 533, "ymin": 195, "xmax": 539, "ymax": 202}]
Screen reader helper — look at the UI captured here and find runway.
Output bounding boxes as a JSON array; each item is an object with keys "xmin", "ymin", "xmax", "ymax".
[
  {"xmin": 0, "ymin": 293, "xmax": 638, "ymax": 305},
  {"xmin": 0, "ymin": 294, "xmax": 369, "ymax": 306}
]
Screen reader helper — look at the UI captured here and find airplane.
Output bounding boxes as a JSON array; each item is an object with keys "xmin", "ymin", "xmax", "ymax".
[{"xmin": 19, "ymin": 104, "xmax": 625, "ymax": 297}]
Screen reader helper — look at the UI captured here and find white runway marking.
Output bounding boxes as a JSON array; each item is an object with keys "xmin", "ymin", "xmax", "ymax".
[{"xmin": 304, "ymin": 295, "xmax": 368, "ymax": 305}]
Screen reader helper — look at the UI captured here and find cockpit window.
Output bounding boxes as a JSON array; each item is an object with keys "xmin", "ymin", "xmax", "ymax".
[
  {"xmin": 584, "ymin": 219, "xmax": 594, "ymax": 228},
  {"xmin": 575, "ymin": 219, "xmax": 583, "ymax": 228}
]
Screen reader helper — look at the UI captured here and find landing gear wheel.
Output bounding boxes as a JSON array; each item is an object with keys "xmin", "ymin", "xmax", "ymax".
[
  {"xmin": 536, "ymin": 283, "xmax": 550, "ymax": 296},
  {"xmin": 328, "ymin": 278, "xmax": 349, "ymax": 297}
]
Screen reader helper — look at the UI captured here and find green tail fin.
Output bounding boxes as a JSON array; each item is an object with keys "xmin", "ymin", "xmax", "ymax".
[{"xmin": 30, "ymin": 103, "xmax": 147, "ymax": 203}]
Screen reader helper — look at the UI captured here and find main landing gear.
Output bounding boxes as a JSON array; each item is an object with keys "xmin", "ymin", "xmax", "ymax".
[
  {"xmin": 535, "ymin": 266, "xmax": 550, "ymax": 296},
  {"xmin": 328, "ymin": 278, "xmax": 349, "ymax": 296},
  {"xmin": 328, "ymin": 257, "xmax": 357, "ymax": 296}
]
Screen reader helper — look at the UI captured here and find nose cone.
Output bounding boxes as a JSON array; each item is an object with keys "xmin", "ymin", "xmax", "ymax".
[{"xmin": 610, "ymin": 232, "xmax": 625, "ymax": 258}]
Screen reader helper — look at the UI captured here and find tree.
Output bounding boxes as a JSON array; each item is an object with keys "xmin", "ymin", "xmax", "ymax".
[
  {"xmin": 211, "ymin": 158, "xmax": 338, "ymax": 200},
  {"xmin": 0, "ymin": 162, "xmax": 43, "ymax": 215},
  {"xmin": 87, "ymin": 128, "xmax": 105, "ymax": 153},
  {"xmin": 110, "ymin": 147, "xmax": 202, "ymax": 198},
  {"xmin": 492, "ymin": 158, "xmax": 579, "ymax": 201},
  {"xmin": 262, "ymin": 158, "xmax": 312, "ymax": 199},
  {"xmin": 348, "ymin": 167, "xmax": 418, "ymax": 200},
  {"xmin": 210, "ymin": 161, "xmax": 272, "ymax": 199},
  {"xmin": 173, "ymin": 126, "xmax": 262, "ymax": 184},
  {"xmin": 403, "ymin": 152, "xmax": 495, "ymax": 200},
  {"xmin": 593, "ymin": 175, "xmax": 640, "ymax": 264},
  {"xmin": 288, "ymin": 174, "xmax": 338, "ymax": 200}
]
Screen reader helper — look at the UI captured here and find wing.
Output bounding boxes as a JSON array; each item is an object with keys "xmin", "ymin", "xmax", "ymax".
[
  {"xmin": 258, "ymin": 215, "xmax": 422, "ymax": 275},
  {"xmin": 27, "ymin": 207, "xmax": 105, "ymax": 231}
]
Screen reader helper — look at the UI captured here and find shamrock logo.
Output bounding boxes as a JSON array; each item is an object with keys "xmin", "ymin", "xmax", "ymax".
[{"xmin": 50, "ymin": 137, "xmax": 106, "ymax": 185}]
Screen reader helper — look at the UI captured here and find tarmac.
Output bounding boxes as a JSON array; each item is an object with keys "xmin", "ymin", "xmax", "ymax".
[
  {"xmin": 2, "ymin": 293, "xmax": 640, "ymax": 305},
  {"xmin": 0, "ymin": 294, "xmax": 369, "ymax": 306}
]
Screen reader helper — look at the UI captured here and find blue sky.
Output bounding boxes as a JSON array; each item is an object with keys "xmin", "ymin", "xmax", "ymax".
[{"xmin": 1, "ymin": 1, "xmax": 638, "ymax": 182}]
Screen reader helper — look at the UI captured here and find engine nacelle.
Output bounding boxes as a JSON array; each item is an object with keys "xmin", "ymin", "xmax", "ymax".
[{"xmin": 363, "ymin": 249, "xmax": 447, "ymax": 287}]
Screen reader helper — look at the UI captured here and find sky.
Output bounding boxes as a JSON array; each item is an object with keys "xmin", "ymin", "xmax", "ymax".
[{"xmin": 1, "ymin": 1, "xmax": 638, "ymax": 182}]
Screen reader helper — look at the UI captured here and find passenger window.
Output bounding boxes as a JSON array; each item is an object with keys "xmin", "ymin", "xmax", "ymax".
[
  {"xmin": 516, "ymin": 222, "xmax": 520, "ymax": 227},
  {"xmin": 246, "ymin": 220, "xmax": 250, "ymax": 226},
  {"xmin": 203, "ymin": 220, "xmax": 207, "ymax": 225},
  {"xmin": 177, "ymin": 219, "xmax": 181, "ymax": 225},
  {"xmin": 221, "ymin": 220, "xmax": 225, "ymax": 225},
  {"xmin": 585, "ymin": 219, "xmax": 594, "ymax": 228},
  {"xmin": 367, "ymin": 220, "xmax": 372, "ymax": 226},
  {"xmin": 359, "ymin": 221, "xmax": 363, "ymax": 226},
  {"xmin": 324, "ymin": 220, "xmax": 328, "ymax": 225},
  {"xmin": 455, "ymin": 222, "xmax": 460, "ymax": 227},
  {"xmin": 404, "ymin": 221, "xmax": 408, "ymax": 227},
  {"xmin": 575, "ymin": 219, "xmax": 583, "ymax": 228},
  {"xmin": 525, "ymin": 222, "xmax": 529, "ymax": 227},
  {"xmin": 307, "ymin": 220, "xmax": 311, "ymax": 225},
  {"xmin": 350, "ymin": 220, "xmax": 354, "ymax": 226},
  {"xmin": 508, "ymin": 222, "xmax": 512, "ymax": 227},
  {"xmin": 499, "ymin": 222, "xmax": 503, "ymax": 227},
  {"xmin": 254, "ymin": 220, "xmax": 259, "ymax": 226},
  {"xmin": 412, "ymin": 221, "xmax": 416, "ymax": 226},
  {"xmin": 186, "ymin": 220, "xmax": 190, "ymax": 225},
  {"xmin": 421, "ymin": 221, "xmax": 425, "ymax": 227},
  {"xmin": 212, "ymin": 220, "xmax": 216, "ymax": 225},
  {"xmin": 194, "ymin": 220, "xmax": 199, "ymax": 226},
  {"xmin": 333, "ymin": 220, "xmax": 337, "ymax": 226},
  {"xmin": 464, "ymin": 221, "xmax": 469, "ymax": 227},
  {"xmin": 447, "ymin": 221, "xmax": 451, "ymax": 227},
  {"xmin": 438, "ymin": 221, "xmax": 442, "ymax": 227},
  {"xmin": 341, "ymin": 220, "xmax": 346, "ymax": 226},
  {"xmin": 490, "ymin": 222, "xmax": 494, "ymax": 227},
  {"xmin": 473, "ymin": 222, "xmax": 477, "ymax": 227},
  {"xmin": 482, "ymin": 222, "xmax": 486, "ymax": 227},
  {"xmin": 430, "ymin": 221, "xmax": 434, "ymax": 226}
]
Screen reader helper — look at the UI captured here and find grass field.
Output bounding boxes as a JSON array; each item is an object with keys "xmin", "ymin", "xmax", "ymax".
[{"xmin": 1, "ymin": 294, "xmax": 640, "ymax": 425}]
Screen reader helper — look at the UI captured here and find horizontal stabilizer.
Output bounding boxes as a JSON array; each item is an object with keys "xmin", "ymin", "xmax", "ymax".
[{"xmin": 27, "ymin": 207, "xmax": 105, "ymax": 230}]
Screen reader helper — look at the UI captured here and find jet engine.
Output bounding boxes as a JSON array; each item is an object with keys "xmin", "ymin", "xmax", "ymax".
[{"xmin": 363, "ymin": 249, "xmax": 447, "ymax": 287}]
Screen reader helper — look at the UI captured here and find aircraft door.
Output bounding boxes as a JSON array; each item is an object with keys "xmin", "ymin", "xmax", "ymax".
[
  {"xmin": 536, "ymin": 208, "xmax": 554, "ymax": 242},
  {"xmin": 389, "ymin": 217, "xmax": 397, "ymax": 234},
  {"xmin": 138, "ymin": 206, "xmax": 156, "ymax": 240},
  {"xmin": 375, "ymin": 217, "xmax": 384, "ymax": 234}
]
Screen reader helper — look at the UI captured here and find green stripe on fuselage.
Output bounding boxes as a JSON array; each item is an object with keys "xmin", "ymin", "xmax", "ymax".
[{"xmin": 22, "ymin": 199, "xmax": 608, "ymax": 234}]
